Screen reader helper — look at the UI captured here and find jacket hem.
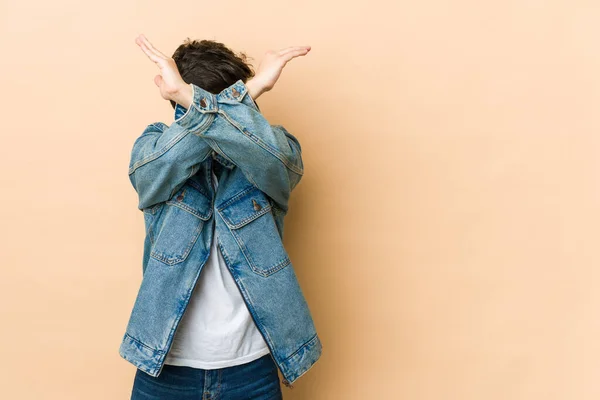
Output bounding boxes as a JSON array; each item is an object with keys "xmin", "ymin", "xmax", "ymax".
[
  {"xmin": 119, "ymin": 330, "xmax": 322, "ymax": 384},
  {"xmin": 118, "ymin": 333, "xmax": 164, "ymax": 377},
  {"xmin": 278, "ymin": 333, "xmax": 323, "ymax": 387}
]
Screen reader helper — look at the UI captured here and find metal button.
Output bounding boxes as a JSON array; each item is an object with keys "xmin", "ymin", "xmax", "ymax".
[
  {"xmin": 252, "ymin": 199, "xmax": 261, "ymax": 211},
  {"xmin": 200, "ymin": 98, "xmax": 207, "ymax": 107},
  {"xmin": 231, "ymin": 88, "xmax": 239, "ymax": 97}
]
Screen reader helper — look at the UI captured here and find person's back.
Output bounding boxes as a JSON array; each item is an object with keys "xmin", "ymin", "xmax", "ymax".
[{"xmin": 127, "ymin": 34, "xmax": 313, "ymax": 400}]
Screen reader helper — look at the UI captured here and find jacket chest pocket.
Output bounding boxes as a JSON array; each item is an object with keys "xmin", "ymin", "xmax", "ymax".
[
  {"xmin": 217, "ymin": 186, "xmax": 291, "ymax": 277},
  {"xmin": 150, "ymin": 183, "xmax": 213, "ymax": 266}
]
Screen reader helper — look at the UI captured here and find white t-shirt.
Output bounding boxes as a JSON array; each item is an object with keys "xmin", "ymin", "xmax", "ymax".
[{"xmin": 164, "ymin": 167, "xmax": 271, "ymax": 369}]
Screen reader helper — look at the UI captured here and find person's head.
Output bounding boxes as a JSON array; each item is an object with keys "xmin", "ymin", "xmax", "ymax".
[{"xmin": 170, "ymin": 38, "xmax": 255, "ymax": 109}]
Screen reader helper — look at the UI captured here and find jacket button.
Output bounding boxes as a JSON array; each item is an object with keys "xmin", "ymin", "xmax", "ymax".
[
  {"xmin": 252, "ymin": 199, "xmax": 261, "ymax": 211},
  {"xmin": 200, "ymin": 98, "xmax": 207, "ymax": 107},
  {"xmin": 231, "ymin": 88, "xmax": 239, "ymax": 97}
]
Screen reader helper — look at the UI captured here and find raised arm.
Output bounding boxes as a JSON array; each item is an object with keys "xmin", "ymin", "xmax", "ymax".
[
  {"xmin": 129, "ymin": 79, "xmax": 304, "ymax": 213},
  {"xmin": 132, "ymin": 34, "xmax": 311, "ymax": 212},
  {"xmin": 178, "ymin": 80, "xmax": 304, "ymax": 213},
  {"xmin": 127, "ymin": 107, "xmax": 214, "ymax": 211}
]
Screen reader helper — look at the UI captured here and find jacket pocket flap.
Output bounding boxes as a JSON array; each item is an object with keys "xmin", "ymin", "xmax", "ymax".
[
  {"xmin": 217, "ymin": 186, "xmax": 272, "ymax": 229},
  {"xmin": 166, "ymin": 183, "xmax": 213, "ymax": 221}
]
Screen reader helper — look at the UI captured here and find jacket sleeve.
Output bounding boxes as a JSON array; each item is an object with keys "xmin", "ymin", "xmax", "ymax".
[
  {"xmin": 189, "ymin": 80, "xmax": 304, "ymax": 214},
  {"xmin": 127, "ymin": 105, "xmax": 214, "ymax": 211},
  {"xmin": 128, "ymin": 79, "xmax": 304, "ymax": 213}
]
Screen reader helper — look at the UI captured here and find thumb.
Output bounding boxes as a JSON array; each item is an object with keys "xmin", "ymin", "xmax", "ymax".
[{"xmin": 154, "ymin": 75, "xmax": 163, "ymax": 87}]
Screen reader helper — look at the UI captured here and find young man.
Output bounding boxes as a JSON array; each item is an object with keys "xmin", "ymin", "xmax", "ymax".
[{"xmin": 120, "ymin": 34, "xmax": 322, "ymax": 399}]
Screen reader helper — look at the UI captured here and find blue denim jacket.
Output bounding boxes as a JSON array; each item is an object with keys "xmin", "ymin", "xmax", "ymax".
[{"xmin": 118, "ymin": 79, "xmax": 322, "ymax": 388}]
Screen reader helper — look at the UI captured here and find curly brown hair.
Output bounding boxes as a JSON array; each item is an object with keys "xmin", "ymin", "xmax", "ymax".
[{"xmin": 169, "ymin": 38, "xmax": 255, "ymax": 109}]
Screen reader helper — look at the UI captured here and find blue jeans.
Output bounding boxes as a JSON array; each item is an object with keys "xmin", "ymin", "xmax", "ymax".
[{"xmin": 130, "ymin": 354, "xmax": 283, "ymax": 400}]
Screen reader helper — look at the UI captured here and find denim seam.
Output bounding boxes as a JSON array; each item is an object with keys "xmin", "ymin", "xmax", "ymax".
[
  {"xmin": 240, "ymin": 90, "xmax": 261, "ymax": 112},
  {"xmin": 128, "ymin": 129, "xmax": 188, "ymax": 174},
  {"xmin": 150, "ymin": 221, "xmax": 203, "ymax": 266},
  {"xmin": 224, "ymin": 265, "xmax": 278, "ymax": 361},
  {"xmin": 166, "ymin": 162, "xmax": 201, "ymax": 201},
  {"xmin": 216, "ymin": 110, "xmax": 304, "ymax": 176},
  {"xmin": 129, "ymin": 113, "xmax": 215, "ymax": 175},
  {"xmin": 202, "ymin": 137, "xmax": 238, "ymax": 169},
  {"xmin": 124, "ymin": 332, "xmax": 165, "ymax": 354},
  {"xmin": 229, "ymin": 227, "xmax": 291, "ymax": 277},
  {"xmin": 214, "ymin": 234, "xmax": 279, "ymax": 359},
  {"xmin": 283, "ymin": 332, "xmax": 319, "ymax": 362},
  {"xmin": 216, "ymin": 185, "xmax": 260, "ymax": 210},
  {"xmin": 156, "ymin": 247, "xmax": 214, "ymax": 373},
  {"xmin": 220, "ymin": 203, "xmax": 272, "ymax": 229}
]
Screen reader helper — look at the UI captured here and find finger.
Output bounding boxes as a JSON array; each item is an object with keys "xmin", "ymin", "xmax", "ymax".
[
  {"xmin": 278, "ymin": 46, "xmax": 311, "ymax": 56},
  {"xmin": 138, "ymin": 34, "xmax": 169, "ymax": 59},
  {"xmin": 278, "ymin": 46, "xmax": 310, "ymax": 54},
  {"xmin": 137, "ymin": 39, "xmax": 162, "ymax": 64},
  {"xmin": 279, "ymin": 48, "xmax": 311, "ymax": 63}
]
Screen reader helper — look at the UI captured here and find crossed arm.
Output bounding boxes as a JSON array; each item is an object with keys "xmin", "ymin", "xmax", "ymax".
[
  {"xmin": 128, "ymin": 79, "xmax": 304, "ymax": 214},
  {"xmin": 130, "ymin": 35, "xmax": 310, "ymax": 214}
]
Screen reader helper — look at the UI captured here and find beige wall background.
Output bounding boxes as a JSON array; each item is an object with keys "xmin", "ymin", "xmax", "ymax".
[{"xmin": 1, "ymin": 0, "xmax": 599, "ymax": 399}]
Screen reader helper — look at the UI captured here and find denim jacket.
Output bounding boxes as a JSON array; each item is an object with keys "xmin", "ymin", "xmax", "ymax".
[{"xmin": 118, "ymin": 79, "xmax": 322, "ymax": 388}]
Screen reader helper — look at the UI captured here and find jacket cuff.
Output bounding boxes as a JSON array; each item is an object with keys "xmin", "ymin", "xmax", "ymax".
[
  {"xmin": 173, "ymin": 83, "xmax": 219, "ymax": 132},
  {"xmin": 219, "ymin": 79, "xmax": 261, "ymax": 112}
]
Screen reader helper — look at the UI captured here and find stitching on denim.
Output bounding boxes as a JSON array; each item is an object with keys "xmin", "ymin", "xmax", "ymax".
[
  {"xmin": 229, "ymin": 227, "xmax": 290, "ymax": 277},
  {"xmin": 203, "ymin": 137, "xmax": 237, "ymax": 169},
  {"xmin": 186, "ymin": 177, "xmax": 211, "ymax": 199},
  {"xmin": 129, "ymin": 112, "xmax": 216, "ymax": 175},
  {"xmin": 216, "ymin": 369, "xmax": 222, "ymax": 399},
  {"xmin": 222, "ymin": 260, "xmax": 279, "ymax": 363},
  {"xmin": 240, "ymin": 90, "xmax": 261, "ymax": 112},
  {"xmin": 130, "ymin": 119, "xmax": 205, "ymax": 174},
  {"xmin": 159, "ymin": 247, "xmax": 213, "ymax": 375},
  {"xmin": 144, "ymin": 213, "xmax": 156, "ymax": 245},
  {"xmin": 120, "ymin": 349, "xmax": 159, "ymax": 377},
  {"xmin": 215, "ymin": 233, "xmax": 276, "ymax": 355},
  {"xmin": 222, "ymin": 204, "xmax": 272, "ymax": 229},
  {"xmin": 219, "ymin": 200, "xmax": 290, "ymax": 276},
  {"xmin": 128, "ymin": 129, "xmax": 189, "ymax": 174},
  {"xmin": 283, "ymin": 333, "xmax": 319, "ymax": 362},
  {"xmin": 216, "ymin": 185, "xmax": 259, "ymax": 210},
  {"xmin": 165, "ymin": 200, "xmax": 212, "ymax": 221},
  {"xmin": 124, "ymin": 332, "xmax": 165, "ymax": 354},
  {"xmin": 150, "ymin": 216, "xmax": 204, "ymax": 265},
  {"xmin": 173, "ymin": 84, "xmax": 196, "ymax": 123},
  {"xmin": 217, "ymin": 110, "xmax": 304, "ymax": 176}
]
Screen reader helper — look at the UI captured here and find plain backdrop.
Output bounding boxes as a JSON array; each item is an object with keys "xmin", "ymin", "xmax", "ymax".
[{"xmin": 1, "ymin": 0, "xmax": 600, "ymax": 399}]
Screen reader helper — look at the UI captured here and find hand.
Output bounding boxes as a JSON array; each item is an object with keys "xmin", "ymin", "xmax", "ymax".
[
  {"xmin": 135, "ymin": 34, "xmax": 193, "ymax": 108},
  {"xmin": 246, "ymin": 45, "xmax": 312, "ymax": 100}
]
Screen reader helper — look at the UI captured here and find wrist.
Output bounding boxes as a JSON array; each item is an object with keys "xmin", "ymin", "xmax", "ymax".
[
  {"xmin": 245, "ymin": 78, "xmax": 266, "ymax": 101},
  {"xmin": 171, "ymin": 83, "xmax": 194, "ymax": 109}
]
